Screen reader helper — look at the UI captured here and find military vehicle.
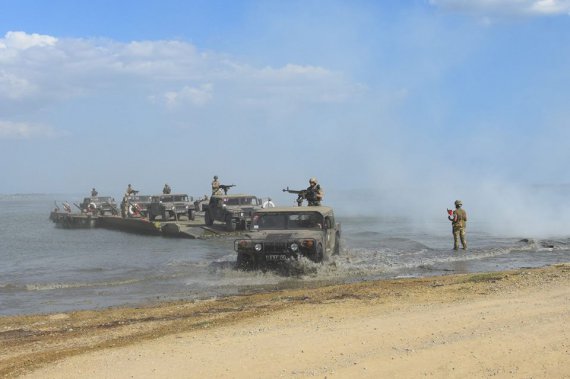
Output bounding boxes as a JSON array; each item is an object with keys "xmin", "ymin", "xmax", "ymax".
[
  {"xmin": 79, "ymin": 196, "xmax": 118, "ymax": 216},
  {"xmin": 126, "ymin": 195, "xmax": 152, "ymax": 217},
  {"xmin": 203, "ymin": 194, "xmax": 262, "ymax": 231},
  {"xmin": 148, "ymin": 194, "xmax": 195, "ymax": 221},
  {"xmin": 233, "ymin": 206, "xmax": 341, "ymax": 269}
]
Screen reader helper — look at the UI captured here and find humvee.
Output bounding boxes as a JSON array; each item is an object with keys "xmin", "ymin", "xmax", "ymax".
[
  {"xmin": 80, "ymin": 196, "xmax": 118, "ymax": 216},
  {"xmin": 126, "ymin": 195, "xmax": 152, "ymax": 217},
  {"xmin": 203, "ymin": 194, "xmax": 262, "ymax": 231},
  {"xmin": 148, "ymin": 194, "xmax": 195, "ymax": 221},
  {"xmin": 233, "ymin": 206, "xmax": 341, "ymax": 269}
]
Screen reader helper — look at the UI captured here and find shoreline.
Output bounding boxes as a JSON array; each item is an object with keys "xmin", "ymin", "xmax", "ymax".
[{"xmin": 2, "ymin": 263, "xmax": 569, "ymax": 378}]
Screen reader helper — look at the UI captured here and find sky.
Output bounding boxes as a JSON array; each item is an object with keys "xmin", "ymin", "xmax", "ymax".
[{"xmin": 1, "ymin": 0, "xmax": 570, "ymax": 232}]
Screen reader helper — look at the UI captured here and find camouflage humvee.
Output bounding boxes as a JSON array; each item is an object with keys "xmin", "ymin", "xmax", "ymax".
[
  {"xmin": 233, "ymin": 206, "xmax": 341, "ymax": 269},
  {"xmin": 126, "ymin": 195, "xmax": 152, "ymax": 217},
  {"xmin": 80, "ymin": 196, "xmax": 118, "ymax": 216},
  {"xmin": 148, "ymin": 194, "xmax": 195, "ymax": 221},
  {"xmin": 203, "ymin": 194, "xmax": 262, "ymax": 231}
]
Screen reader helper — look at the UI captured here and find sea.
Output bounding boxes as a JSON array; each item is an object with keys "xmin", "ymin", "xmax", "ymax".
[{"xmin": 1, "ymin": 194, "xmax": 569, "ymax": 316}]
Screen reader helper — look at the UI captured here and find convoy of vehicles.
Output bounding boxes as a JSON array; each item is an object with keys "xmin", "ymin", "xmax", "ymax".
[{"xmin": 49, "ymin": 185, "xmax": 342, "ymax": 271}]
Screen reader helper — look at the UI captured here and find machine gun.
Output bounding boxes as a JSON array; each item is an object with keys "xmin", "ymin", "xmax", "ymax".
[
  {"xmin": 282, "ymin": 187, "xmax": 308, "ymax": 206},
  {"xmin": 219, "ymin": 184, "xmax": 236, "ymax": 195}
]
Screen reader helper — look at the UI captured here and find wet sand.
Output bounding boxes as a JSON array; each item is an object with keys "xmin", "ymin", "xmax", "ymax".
[{"xmin": 2, "ymin": 264, "xmax": 569, "ymax": 378}]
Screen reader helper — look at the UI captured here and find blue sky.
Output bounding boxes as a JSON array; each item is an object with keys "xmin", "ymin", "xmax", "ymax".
[{"xmin": 1, "ymin": 0, "xmax": 570, "ymax": 226}]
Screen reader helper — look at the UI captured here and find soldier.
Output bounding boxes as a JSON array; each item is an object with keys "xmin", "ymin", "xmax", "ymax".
[
  {"xmin": 211, "ymin": 175, "xmax": 221, "ymax": 195},
  {"xmin": 449, "ymin": 200, "xmax": 467, "ymax": 250},
  {"xmin": 163, "ymin": 183, "xmax": 171, "ymax": 194},
  {"xmin": 125, "ymin": 184, "xmax": 137, "ymax": 198},
  {"xmin": 306, "ymin": 177, "xmax": 324, "ymax": 206},
  {"xmin": 91, "ymin": 188, "xmax": 98, "ymax": 197}
]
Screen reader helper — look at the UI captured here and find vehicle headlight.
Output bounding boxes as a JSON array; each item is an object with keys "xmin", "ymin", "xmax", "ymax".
[
  {"xmin": 290, "ymin": 243, "xmax": 299, "ymax": 252},
  {"xmin": 254, "ymin": 243, "xmax": 262, "ymax": 252}
]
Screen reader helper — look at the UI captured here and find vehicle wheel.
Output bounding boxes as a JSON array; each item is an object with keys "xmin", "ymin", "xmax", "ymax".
[
  {"xmin": 236, "ymin": 253, "xmax": 258, "ymax": 270},
  {"xmin": 188, "ymin": 209, "xmax": 195, "ymax": 221},
  {"xmin": 205, "ymin": 211, "xmax": 213, "ymax": 226},
  {"xmin": 226, "ymin": 216, "xmax": 237, "ymax": 232},
  {"xmin": 333, "ymin": 234, "xmax": 341, "ymax": 255},
  {"xmin": 315, "ymin": 243, "xmax": 324, "ymax": 263}
]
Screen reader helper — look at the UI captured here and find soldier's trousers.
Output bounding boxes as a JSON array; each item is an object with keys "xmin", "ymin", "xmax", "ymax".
[{"xmin": 453, "ymin": 227, "xmax": 467, "ymax": 250}]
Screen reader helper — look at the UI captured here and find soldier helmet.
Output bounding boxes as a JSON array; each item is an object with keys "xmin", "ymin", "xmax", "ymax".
[
  {"xmin": 309, "ymin": 177, "xmax": 317, "ymax": 184},
  {"xmin": 214, "ymin": 175, "xmax": 218, "ymax": 180},
  {"xmin": 454, "ymin": 200, "xmax": 462, "ymax": 206}
]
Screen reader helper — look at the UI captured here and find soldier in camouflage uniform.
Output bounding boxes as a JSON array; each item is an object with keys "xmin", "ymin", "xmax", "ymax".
[
  {"xmin": 449, "ymin": 200, "xmax": 467, "ymax": 250},
  {"xmin": 306, "ymin": 178, "xmax": 324, "ymax": 206},
  {"xmin": 211, "ymin": 175, "xmax": 222, "ymax": 195}
]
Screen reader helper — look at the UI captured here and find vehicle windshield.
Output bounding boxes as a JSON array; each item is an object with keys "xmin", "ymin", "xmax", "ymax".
[
  {"xmin": 253, "ymin": 212, "xmax": 323, "ymax": 230},
  {"xmin": 132, "ymin": 196, "xmax": 151, "ymax": 203},
  {"xmin": 161, "ymin": 195, "xmax": 189, "ymax": 202},
  {"xmin": 224, "ymin": 197, "xmax": 258, "ymax": 206},
  {"xmin": 84, "ymin": 196, "xmax": 115, "ymax": 204}
]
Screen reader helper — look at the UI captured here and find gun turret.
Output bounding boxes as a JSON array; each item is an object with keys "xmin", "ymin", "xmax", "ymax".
[
  {"xmin": 219, "ymin": 184, "xmax": 236, "ymax": 195},
  {"xmin": 282, "ymin": 187, "xmax": 308, "ymax": 207}
]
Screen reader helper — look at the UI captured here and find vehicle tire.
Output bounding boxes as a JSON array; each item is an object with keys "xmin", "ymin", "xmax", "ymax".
[
  {"xmin": 236, "ymin": 252, "xmax": 258, "ymax": 270},
  {"xmin": 205, "ymin": 211, "xmax": 213, "ymax": 226},
  {"xmin": 333, "ymin": 234, "xmax": 341, "ymax": 255},
  {"xmin": 226, "ymin": 216, "xmax": 237, "ymax": 232},
  {"xmin": 315, "ymin": 243, "xmax": 324, "ymax": 263},
  {"xmin": 188, "ymin": 209, "xmax": 195, "ymax": 221}
]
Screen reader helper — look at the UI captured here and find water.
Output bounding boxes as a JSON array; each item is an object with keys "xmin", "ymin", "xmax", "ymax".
[{"xmin": 1, "ymin": 195, "xmax": 569, "ymax": 316}]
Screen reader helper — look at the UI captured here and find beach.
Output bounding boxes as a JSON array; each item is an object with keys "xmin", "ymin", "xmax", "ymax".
[{"xmin": 1, "ymin": 263, "xmax": 568, "ymax": 378}]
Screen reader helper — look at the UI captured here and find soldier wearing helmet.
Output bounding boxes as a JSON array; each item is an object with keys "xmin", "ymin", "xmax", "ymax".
[
  {"xmin": 211, "ymin": 175, "xmax": 221, "ymax": 195},
  {"xmin": 448, "ymin": 200, "xmax": 467, "ymax": 250},
  {"xmin": 306, "ymin": 177, "xmax": 324, "ymax": 206}
]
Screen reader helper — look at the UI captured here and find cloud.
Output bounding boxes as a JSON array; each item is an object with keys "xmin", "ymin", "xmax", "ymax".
[
  {"xmin": 0, "ymin": 31, "xmax": 58, "ymax": 50},
  {"xmin": 430, "ymin": 0, "xmax": 570, "ymax": 17},
  {"xmin": 151, "ymin": 83, "xmax": 214, "ymax": 108},
  {"xmin": 0, "ymin": 70, "xmax": 38, "ymax": 99},
  {"xmin": 0, "ymin": 31, "xmax": 362, "ymax": 117},
  {"xmin": 0, "ymin": 120, "xmax": 55, "ymax": 139}
]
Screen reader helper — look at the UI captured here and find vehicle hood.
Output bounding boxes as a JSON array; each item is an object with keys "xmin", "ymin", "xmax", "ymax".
[{"xmin": 241, "ymin": 230, "xmax": 322, "ymax": 240}]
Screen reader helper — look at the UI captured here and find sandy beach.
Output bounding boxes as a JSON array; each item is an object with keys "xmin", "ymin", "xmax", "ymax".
[{"xmin": 1, "ymin": 264, "xmax": 569, "ymax": 378}]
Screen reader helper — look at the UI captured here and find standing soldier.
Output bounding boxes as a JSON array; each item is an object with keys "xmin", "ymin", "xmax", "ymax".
[
  {"xmin": 163, "ymin": 183, "xmax": 171, "ymax": 194},
  {"xmin": 448, "ymin": 200, "xmax": 467, "ymax": 250},
  {"xmin": 91, "ymin": 188, "xmax": 98, "ymax": 197},
  {"xmin": 306, "ymin": 178, "xmax": 324, "ymax": 206},
  {"xmin": 125, "ymin": 184, "xmax": 137, "ymax": 198},
  {"xmin": 211, "ymin": 175, "xmax": 221, "ymax": 195}
]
